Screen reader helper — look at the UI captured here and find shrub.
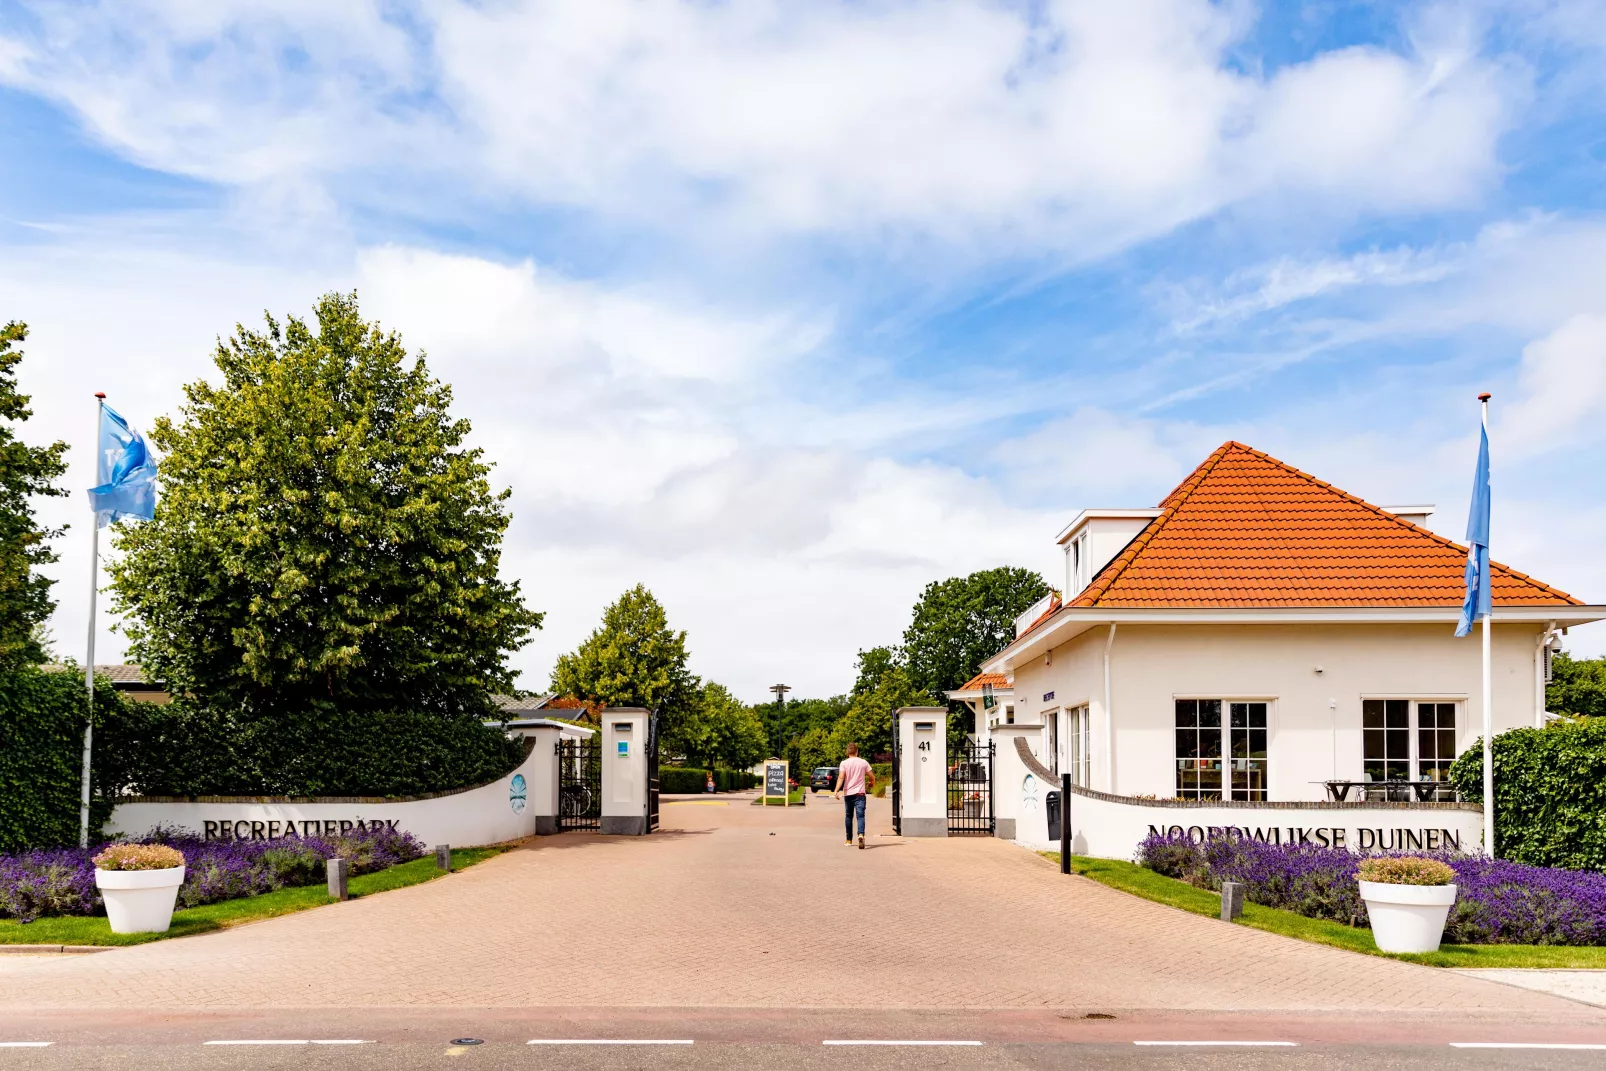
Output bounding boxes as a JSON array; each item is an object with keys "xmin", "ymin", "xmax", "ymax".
[
  {"xmin": 1450, "ymin": 720, "xmax": 1606, "ymax": 869},
  {"xmin": 91, "ymin": 843, "xmax": 184, "ymax": 871},
  {"xmin": 1357, "ymin": 857, "xmax": 1454, "ymax": 886},
  {"xmin": 0, "ymin": 666, "xmax": 133, "ymax": 853},
  {"xmin": 0, "ymin": 824, "xmax": 424, "ymax": 922},
  {"xmin": 1136, "ymin": 832, "xmax": 1606, "ymax": 945},
  {"xmin": 660, "ymin": 767, "xmax": 710, "ymax": 794}
]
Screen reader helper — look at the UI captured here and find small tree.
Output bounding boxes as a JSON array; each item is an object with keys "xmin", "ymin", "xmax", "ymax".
[
  {"xmin": 676, "ymin": 682, "xmax": 768, "ymax": 770},
  {"xmin": 902, "ymin": 567, "xmax": 1051, "ymax": 698},
  {"xmin": 1549, "ymin": 651, "xmax": 1606, "ymax": 719},
  {"xmin": 0, "ymin": 323, "xmax": 68, "ymax": 667},
  {"xmin": 831, "ymin": 657, "xmax": 934, "ymax": 759},
  {"xmin": 551, "ymin": 584, "xmax": 699, "ymax": 733},
  {"xmin": 106, "ymin": 294, "xmax": 539, "ymax": 794}
]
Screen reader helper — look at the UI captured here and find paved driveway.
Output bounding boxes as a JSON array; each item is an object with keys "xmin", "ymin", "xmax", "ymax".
[{"xmin": 0, "ymin": 793, "xmax": 1593, "ymax": 1015}]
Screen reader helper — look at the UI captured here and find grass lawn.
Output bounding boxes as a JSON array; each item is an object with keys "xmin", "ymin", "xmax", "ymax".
[
  {"xmin": 0, "ymin": 846, "xmax": 507, "ymax": 948},
  {"xmin": 1047, "ymin": 852, "xmax": 1606, "ymax": 970},
  {"xmin": 753, "ymin": 788, "xmax": 806, "ymax": 805}
]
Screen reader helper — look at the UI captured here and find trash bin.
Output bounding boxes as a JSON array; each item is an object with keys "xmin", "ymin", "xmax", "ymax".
[{"xmin": 1046, "ymin": 790, "xmax": 1062, "ymax": 844}]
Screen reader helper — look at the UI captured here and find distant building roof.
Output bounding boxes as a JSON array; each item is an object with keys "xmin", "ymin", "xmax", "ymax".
[
  {"xmin": 492, "ymin": 693, "xmax": 555, "ymax": 715},
  {"xmin": 43, "ymin": 663, "xmax": 165, "ymax": 689},
  {"xmin": 948, "ymin": 672, "xmax": 1012, "ymax": 698}
]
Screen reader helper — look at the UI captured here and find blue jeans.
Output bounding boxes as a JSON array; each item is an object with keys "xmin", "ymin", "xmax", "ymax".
[{"xmin": 843, "ymin": 793, "xmax": 866, "ymax": 839}]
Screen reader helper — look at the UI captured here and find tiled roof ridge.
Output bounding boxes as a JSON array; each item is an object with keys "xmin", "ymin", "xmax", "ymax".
[
  {"xmin": 1069, "ymin": 441, "xmax": 1236, "ymax": 608},
  {"xmin": 954, "ymin": 671, "xmax": 1011, "ymax": 692},
  {"xmin": 1223, "ymin": 441, "xmax": 1583, "ymax": 606}
]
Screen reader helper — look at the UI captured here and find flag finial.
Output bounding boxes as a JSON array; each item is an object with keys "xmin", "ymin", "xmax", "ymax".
[
  {"xmin": 94, "ymin": 392, "xmax": 105, "ymax": 399},
  {"xmin": 1478, "ymin": 391, "xmax": 1491, "ymax": 402}
]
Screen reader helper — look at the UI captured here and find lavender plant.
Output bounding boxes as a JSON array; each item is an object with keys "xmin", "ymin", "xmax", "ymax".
[{"xmin": 0, "ymin": 825, "xmax": 424, "ymax": 923}]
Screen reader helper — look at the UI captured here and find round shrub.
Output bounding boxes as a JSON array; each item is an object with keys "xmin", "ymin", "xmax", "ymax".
[{"xmin": 1357, "ymin": 857, "xmax": 1455, "ymax": 886}]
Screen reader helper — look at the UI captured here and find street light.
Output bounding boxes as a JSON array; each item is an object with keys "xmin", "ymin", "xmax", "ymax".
[{"xmin": 769, "ymin": 683, "xmax": 791, "ymax": 708}]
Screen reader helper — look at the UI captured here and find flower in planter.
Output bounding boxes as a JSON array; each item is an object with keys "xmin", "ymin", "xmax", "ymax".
[
  {"xmin": 91, "ymin": 844, "xmax": 185, "ymax": 872},
  {"xmin": 1357, "ymin": 857, "xmax": 1454, "ymax": 886}
]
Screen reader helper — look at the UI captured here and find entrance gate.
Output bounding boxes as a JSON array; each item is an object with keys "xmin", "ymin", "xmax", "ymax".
[
  {"xmin": 647, "ymin": 711, "xmax": 661, "ymax": 832},
  {"xmin": 947, "ymin": 739, "xmax": 994, "ymax": 835},
  {"xmin": 557, "ymin": 736, "xmax": 601, "ymax": 831}
]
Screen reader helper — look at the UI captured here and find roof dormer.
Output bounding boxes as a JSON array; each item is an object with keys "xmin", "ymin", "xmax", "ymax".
[{"xmin": 1056, "ymin": 509, "xmax": 1164, "ymax": 598}]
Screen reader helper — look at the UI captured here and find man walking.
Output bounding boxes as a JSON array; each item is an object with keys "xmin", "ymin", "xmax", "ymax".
[{"xmin": 833, "ymin": 743, "xmax": 874, "ymax": 849}]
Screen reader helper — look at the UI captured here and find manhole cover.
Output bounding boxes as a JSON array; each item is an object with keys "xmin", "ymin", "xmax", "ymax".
[{"xmin": 451, "ymin": 1038, "xmax": 485, "ymax": 1046}]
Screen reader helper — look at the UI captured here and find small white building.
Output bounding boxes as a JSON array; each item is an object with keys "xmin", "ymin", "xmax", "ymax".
[{"xmin": 981, "ymin": 440, "xmax": 1605, "ymax": 806}]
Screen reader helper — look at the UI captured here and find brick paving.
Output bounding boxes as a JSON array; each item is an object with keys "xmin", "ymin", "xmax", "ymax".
[{"xmin": 0, "ymin": 794, "xmax": 1592, "ymax": 1013}]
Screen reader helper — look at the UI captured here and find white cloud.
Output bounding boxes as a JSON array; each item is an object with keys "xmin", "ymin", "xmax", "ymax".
[
  {"xmin": 0, "ymin": 0, "xmax": 1521, "ymax": 255},
  {"xmin": 1500, "ymin": 314, "xmax": 1606, "ymax": 455}
]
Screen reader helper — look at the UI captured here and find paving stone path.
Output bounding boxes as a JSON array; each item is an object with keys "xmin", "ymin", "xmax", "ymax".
[{"xmin": 0, "ymin": 794, "xmax": 1592, "ymax": 1014}]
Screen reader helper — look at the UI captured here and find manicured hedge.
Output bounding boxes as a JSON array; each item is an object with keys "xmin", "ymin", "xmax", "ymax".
[
  {"xmin": 659, "ymin": 767, "xmax": 760, "ymax": 793},
  {"xmin": 0, "ymin": 667, "xmax": 129, "ymax": 854},
  {"xmin": 1451, "ymin": 721, "xmax": 1606, "ymax": 869}
]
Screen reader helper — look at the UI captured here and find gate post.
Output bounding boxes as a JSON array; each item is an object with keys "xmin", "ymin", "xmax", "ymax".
[
  {"xmin": 895, "ymin": 707, "xmax": 948, "ymax": 837},
  {"xmin": 601, "ymin": 708, "xmax": 651, "ymax": 835},
  {"xmin": 527, "ymin": 725, "xmax": 564, "ymax": 836}
]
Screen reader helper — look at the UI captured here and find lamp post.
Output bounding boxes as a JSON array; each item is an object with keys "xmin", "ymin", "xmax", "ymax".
[{"xmin": 769, "ymin": 683, "xmax": 790, "ymax": 708}]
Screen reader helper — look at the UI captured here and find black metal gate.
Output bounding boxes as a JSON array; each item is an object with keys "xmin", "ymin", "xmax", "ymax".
[
  {"xmin": 557, "ymin": 736, "xmax": 600, "ymax": 831},
  {"xmin": 646, "ymin": 711, "xmax": 661, "ymax": 832},
  {"xmin": 947, "ymin": 739, "xmax": 994, "ymax": 835},
  {"xmin": 890, "ymin": 721, "xmax": 902, "ymax": 835}
]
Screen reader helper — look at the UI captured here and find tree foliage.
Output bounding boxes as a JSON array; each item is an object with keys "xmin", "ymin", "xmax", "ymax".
[
  {"xmin": 102, "ymin": 294, "xmax": 536, "ymax": 795},
  {"xmin": 0, "ymin": 323, "xmax": 68, "ymax": 668},
  {"xmin": 830, "ymin": 647, "xmax": 934, "ymax": 759},
  {"xmin": 754, "ymin": 694, "xmax": 849, "ymax": 759},
  {"xmin": 668, "ymin": 682, "xmax": 768, "ymax": 770},
  {"xmin": 551, "ymin": 584, "xmax": 699, "ymax": 733},
  {"xmin": 110, "ymin": 292, "xmax": 541, "ymax": 718},
  {"xmin": 1451, "ymin": 719, "xmax": 1606, "ymax": 868},
  {"xmin": 901, "ymin": 566, "xmax": 1051, "ymax": 698},
  {"xmin": 1549, "ymin": 651, "xmax": 1606, "ymax": 719}
]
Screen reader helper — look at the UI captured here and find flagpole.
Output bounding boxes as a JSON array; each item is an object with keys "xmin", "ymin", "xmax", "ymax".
[
  {"xmin": 1479, "ymin": 391, "xmax": 1494, "ymax": 858},
  {"xmin": 78, "ymin": 393, "xmax": 106, "ymax": 850}
]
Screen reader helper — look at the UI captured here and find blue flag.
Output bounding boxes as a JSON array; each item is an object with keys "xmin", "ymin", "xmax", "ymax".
[
  {"xmin": 85, "ymin": 405, "xmax": 157, "ymax": 527},
  {"xmin": 1455, "ymin": 421, "xmax": 1491, "ymax": 637}
]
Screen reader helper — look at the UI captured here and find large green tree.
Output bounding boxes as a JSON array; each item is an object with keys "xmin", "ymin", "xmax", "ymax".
[
  {"xmin": 830, "ymin": 646, "xmax": 935, "ymax": 759},
  {"xmin": 670, "ymin": 682, "xmax": 768, "ymax": 769},
  {"xmin": 0, "ymin": 323, "xmax": 68, "ymax": 667},
  {"xmin": 902, "ymin": 566, "xmax": 1051, "ymax": 699},
  {"xmin": 108, "ymin": 294, "xmax": 541, "ymax": 783},
  {"xmin": 1550, "ymin": 651, "xmax": 1606, "ymax": 719},
  {"xmin": 551, "ymin": 584, "xmax": 699, "ymax": 731}
]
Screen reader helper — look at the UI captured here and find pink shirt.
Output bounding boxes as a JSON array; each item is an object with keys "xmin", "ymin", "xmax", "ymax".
[{"xmin": 838, "ymin": 756, "xmax": 872, "ymax": 796}]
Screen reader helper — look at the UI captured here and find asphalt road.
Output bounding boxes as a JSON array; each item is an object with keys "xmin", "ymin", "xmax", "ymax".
[{"xmin": 5, "ymin": 1006, "xmax": 1606, "ymax": 1069}]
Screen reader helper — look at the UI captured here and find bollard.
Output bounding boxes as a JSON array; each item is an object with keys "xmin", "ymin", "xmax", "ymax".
[
  {"xmin": 1059, "ymin": 774, "xmax": 1072, "ymax": 874},
  {"xmin": 435, "ymin": 844, "xmax": 452, "ymax": 872},
  {"xmin": 326, "ymin": 857, "xmax": 350, "ymax": 902},
  {"xmin": 1220, "ymin": 880, "xmax": 1245, "ymax": 922}
]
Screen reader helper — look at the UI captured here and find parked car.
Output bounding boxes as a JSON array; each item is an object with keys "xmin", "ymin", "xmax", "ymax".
[{"xmin": 810, "ymin": 766, "xmax": 838, "ymax": 792}]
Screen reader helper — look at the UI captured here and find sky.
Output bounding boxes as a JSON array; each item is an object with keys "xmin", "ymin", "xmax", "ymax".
[{"xmin": 2, "ymin": 0, "xmax": 1604, "ymax": 701}]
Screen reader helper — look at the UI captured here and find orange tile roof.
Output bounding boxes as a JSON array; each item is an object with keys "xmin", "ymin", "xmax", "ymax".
[
  {"xmin": 1070, "ymin": 441, "xmax": 1582, "ymax": 609},
  {"xmin": 954, "ymin": 672, "xmax": 1011, "ymax": 692}
]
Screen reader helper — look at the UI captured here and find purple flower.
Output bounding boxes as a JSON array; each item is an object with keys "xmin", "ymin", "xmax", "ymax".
[{"xmin": 0, "ymin": 824, "xmax": 425, "ymax": 921}]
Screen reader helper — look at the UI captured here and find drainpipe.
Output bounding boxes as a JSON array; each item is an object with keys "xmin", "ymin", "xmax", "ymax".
[
  {"xmin": 1535, "ymin": 621, "xmax": 1556, "ymax": 728},
  {"xmin": 1103, "ymin": 624, "xmax": 1117, "ymax": 793}
]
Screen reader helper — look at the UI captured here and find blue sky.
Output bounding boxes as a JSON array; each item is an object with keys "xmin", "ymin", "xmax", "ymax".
[{"xmin": 2, "ymin": 0, "xmax": 1603, "ymax": 697}]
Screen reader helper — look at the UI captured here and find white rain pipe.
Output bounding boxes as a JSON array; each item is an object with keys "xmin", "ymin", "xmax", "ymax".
[{"xmin": 1103, "ymin": 623, "xmax": 1117, "ymax": 793}]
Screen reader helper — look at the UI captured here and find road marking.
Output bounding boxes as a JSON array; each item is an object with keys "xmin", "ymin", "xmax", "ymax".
[
  {"xmin": 203, "ymin": 1040, "xmax": 373, "ymax": 1046},
  {"xmin": 1134, "ymin": 1041, "xmax": 1298, "ymax": 1047},
  {"xmin": 0, "ymin": 1043, "xmax": 51, "ymax": 1048},
  {"xmin": 526, "ymin": 1040, "xmax": 694, "ymax": 1046},
  {"xmin": 1451, "ymin": 1043, "xmax": 1606, "ymax": 1050},
  {"xmin": 823, "ymin": 1040, "xmax": 983, "ymax": 1046}
]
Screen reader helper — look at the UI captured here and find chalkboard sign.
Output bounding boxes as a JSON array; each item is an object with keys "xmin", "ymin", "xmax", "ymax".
[{"xmin": 764, "ymin": 760, "xmax": 790, "ymax": 805}]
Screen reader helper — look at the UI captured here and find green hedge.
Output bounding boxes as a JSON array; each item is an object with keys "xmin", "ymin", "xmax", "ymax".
[
  {"xmin": 1451, "ymin": 720, "xmax": 1606, "ymax": 868},
  {"xmin": 660, "ymin": 767, "xmax": 760, "ymax": 793},
  {"xmin": 0, "ymin": 667, "xmax": 130, "ymax": 853}
]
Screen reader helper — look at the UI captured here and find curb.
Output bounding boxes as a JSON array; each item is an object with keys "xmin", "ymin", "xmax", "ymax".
[{"xmin": 0, "ymin": 944, "xmax": 113, "ymax": 955}]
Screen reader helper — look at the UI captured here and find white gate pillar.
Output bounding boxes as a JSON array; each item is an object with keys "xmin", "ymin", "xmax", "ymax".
[
  {"xmin": 601, "ymin": 708, "xmax": 650, "ymax": 835},
  {"xmin": 896, "ymin": 706, "xmax": 948, "ymax": 837},
  {"xmin": 527, "ymin": 725, "xmax": 564, "ymax": 836}
]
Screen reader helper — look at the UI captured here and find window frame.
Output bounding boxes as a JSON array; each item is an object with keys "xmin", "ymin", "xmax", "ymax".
[
  {"xmin": 1360, "ymin": 696, "xmax": 1460, "ymax": 800},
  {"xmin": 1174, "ymin": 696, "xmax": 1274, "ymax": 802}
]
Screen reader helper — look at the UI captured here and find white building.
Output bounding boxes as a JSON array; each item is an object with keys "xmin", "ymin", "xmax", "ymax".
[{"xmin": 981, "ymin": 440, "xmax": 1605, "ymax": 806}]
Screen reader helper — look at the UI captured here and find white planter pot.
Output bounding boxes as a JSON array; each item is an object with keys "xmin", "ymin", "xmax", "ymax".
[
  {"xmin": 96, "ymin": 866, "xmax": 185, "ymax": 934},
  {"xmin": 1359, "ymin": 880, "xmax": 1456, "ymax": 954}
]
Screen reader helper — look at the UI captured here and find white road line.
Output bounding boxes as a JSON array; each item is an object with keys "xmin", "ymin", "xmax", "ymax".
[
  {"xmin": 1134, "ymin": 1041, "xmax": 1299, "ymax": 1047},
  {"xmin": 526, "ymin": 1040, "xmax": 694, "ymax": 1046},
  {"xmin": 1451, "ymin": 1043, "xmax": 1606, "ymax": 1050},
  {"xmin": 203, "ymin": 1040, "xmax": 372, "ymax": 1046},
  {"xmin": 0, "ymin": 1043, "xmax": 51, "ymax": 1048},
  {"xmin": 823, "ymin": 1040, "xmax": 983, "ymax": 1046}
]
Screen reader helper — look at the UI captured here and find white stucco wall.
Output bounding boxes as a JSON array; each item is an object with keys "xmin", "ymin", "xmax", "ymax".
[
  {"xmin": 1010, "ymin": 621, "xmax": 1547, "ymax": 801},
  {"xmin": 107, "ymin": 741, "xmax": 549, "ymax": 848}
]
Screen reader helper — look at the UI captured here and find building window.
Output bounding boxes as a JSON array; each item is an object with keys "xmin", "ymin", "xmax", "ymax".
[
  {"xmin": 1229, "ymin": 702, "xmax": 1268, "ymax": 802},
  {"xmin": 1044, "ymin": 709, "xmax": 1060, "ymax": 776},
  {"xmin": 1067, "ymin": 704, "xmax": 1092, "ymax": 787},
  {"xmin": 1005, "ymin": 704, "xmax": 1014, "ymax": 725},
  {"xmin": 1176, "ymin": 699, "xmax": 1269, "ymax": 801},
  {"xmin": 1364, "ymin": 699, "xmax": 1457, "ymax": 800}
]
